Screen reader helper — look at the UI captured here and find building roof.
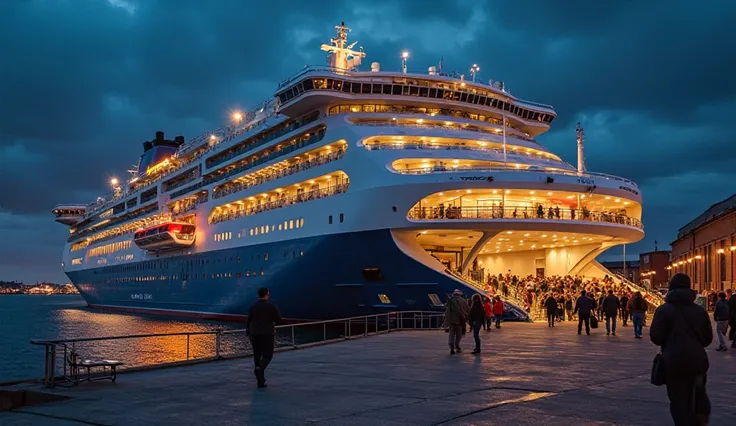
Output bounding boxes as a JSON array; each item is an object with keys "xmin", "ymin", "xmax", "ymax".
[
  {"xmin": 600, "ymin": 260, "xmax": 640, "ymax": 269},
  {"xmin": 677, "ymin": 193, "xmax": 736, "ymax": 240}
]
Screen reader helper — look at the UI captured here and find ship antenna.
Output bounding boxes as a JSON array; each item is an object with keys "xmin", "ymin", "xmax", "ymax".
[
  {"xmin": 576, "ymin": 122, "xmax": 586, "ymax": 174},
  {"xmin": 320, "ymin": 22, "xmax": 366, "ymax": 72}
]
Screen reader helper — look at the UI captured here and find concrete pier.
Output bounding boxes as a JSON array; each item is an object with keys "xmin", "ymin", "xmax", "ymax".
[{"xmin": 2, "ymin": 321, "xmax": 735, "ymax": 425}]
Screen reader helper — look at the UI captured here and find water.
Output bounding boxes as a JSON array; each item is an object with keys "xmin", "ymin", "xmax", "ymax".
[{"xmin": 0, "ymin": 295, "xmax": 244, "ymax": 383}]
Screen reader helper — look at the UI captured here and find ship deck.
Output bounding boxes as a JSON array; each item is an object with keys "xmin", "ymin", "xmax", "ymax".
[{"xmin": 4, "ymin": 321, "xmax": 735, "ymax": 425}]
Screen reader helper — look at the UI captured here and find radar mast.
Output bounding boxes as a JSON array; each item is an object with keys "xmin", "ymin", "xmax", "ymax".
[{"xmin": 320, "ymin": 22, "xmax": 366, "ymax": 71}]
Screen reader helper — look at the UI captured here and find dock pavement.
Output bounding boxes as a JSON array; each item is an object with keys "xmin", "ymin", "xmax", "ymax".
[{"xmin": 2, "ymin": 320, "xmax": 735, "ymax": 425}]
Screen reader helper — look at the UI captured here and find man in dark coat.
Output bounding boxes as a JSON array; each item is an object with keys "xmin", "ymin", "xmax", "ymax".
[
  {"xmin": 727, "ymin": 288, "xmax": 736, "ymax": 348},
  {"xmin": 650, "ymin": 273, "xmax": 712, "ymax": 426},
  {"xmin": 619, "ymin": 293, "xmax": 630, "ymax": 326},
  {"xmin": 574, "ymin": 290, "xmax": 596, "ymax": 335},
  {"xmin": 602, "ymin": 290, "xmax": 621, "ymax": 336},
  {"xmin": 544, "ymin": 293, "xmax": 558, "ymax": 327},
  {"xmin": 246, "ymin": 287, "xmax": 282, "ymax": 388}
]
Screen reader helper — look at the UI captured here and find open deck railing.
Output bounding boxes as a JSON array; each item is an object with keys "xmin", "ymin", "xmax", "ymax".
[
  {"xmin": 408, "ymin": 206, "xmax": 643, "ymax": 230},
  {"xmin": 30, "ymin": 311, "xmax": 444, "ymax": 388}
]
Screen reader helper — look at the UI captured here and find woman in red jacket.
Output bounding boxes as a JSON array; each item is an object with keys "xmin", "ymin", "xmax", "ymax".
[
  {"xmin": 482, "ymin": 297, "xmax": 493, "ymax": 331},
  {"xmin": 492, "ymin": 296, "xmax": 505, "ymax": 328}
]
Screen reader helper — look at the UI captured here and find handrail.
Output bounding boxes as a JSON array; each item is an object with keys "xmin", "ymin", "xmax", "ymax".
[
  {"xmin": 408, "ymin": 206, "xmax": 643, "ymax": 230},
  {"xmin": 30, "ymin": 310, "xmax": 445, "ymax": 387}
]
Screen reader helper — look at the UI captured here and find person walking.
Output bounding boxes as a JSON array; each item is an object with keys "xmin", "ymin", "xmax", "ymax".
[
  {"xmin": 650, "ymin": 273, "xmax": 712, "ymax": 426},
  {"xmin": 482, "ymin": 296, "xmax": 493, "ymax": 332},
  {"xmin": 469, "ymin": 294, "xmax": 486, "ymax": 354},
  {"xmin": 444, "ymin": 289, "xmax": 468, "ymax": 354},
  {"xmin": 628, "ymin": 291, "xmax": 648, "ymax": 339},
  {"xmin": 492, "ymin": 296, "xmax": 504, "ymax": 328},
  {"xmin": 574, "ymin": 290, "xmax": 595, "ymax": 335},
  {"xmin": 714, "ymin": 292, "xmax": 730, "ymax": 351},
  {"xmin": 602, "ymin": 290, "xmax": 621, "ymax": 336},
  {"xmin": 727, "ymin": 288, "xmax": 736, "ymax": 349},
  {"xmin": 246, "ymin": 287, "xmax": 282, "ymax": 388},
  {"xmin": 620, "ymin": 292, "xmax": 630, "ymax": 327},
  {"xmin": 544, "ymin": 293, "xmax": 558, "ymax": 327}
]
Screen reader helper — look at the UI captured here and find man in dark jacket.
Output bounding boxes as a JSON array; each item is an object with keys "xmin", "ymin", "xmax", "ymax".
[
  {"xmin": 628, "ymin": 291, "xmax": 648, "ymax": 339},
  {"xmin": 619, "ymin": 293, "xmax": 630, "ymax": 326},
  {"xmin": 574, "ymin": 290, "xmax": 596, "ymax": 335},
  {"xmin": 727, "ymin": 288, "xmax": 736, "ymax": 348},
  {"xmin": 602, "ymin": 290, "xmax": 621, "ymax": 336},
  {"xmin": 246, "ymin": 287, "xmax": 282, "ymax": 388},
  {"xmin": 444, "ymin": 290, "xmax": 468, "ymax": 354},
  {"xmin": 544, "ymin": 293, "xmax": 558, "ymax": 327},
  {"xmin": 650, "ymin": 273, "xmax": 712, "ymax": 426}
]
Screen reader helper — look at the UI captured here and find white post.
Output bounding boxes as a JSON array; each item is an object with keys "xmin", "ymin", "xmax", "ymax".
[
  {"xmin": 576, "ymin": 122, "xmax": 585, "ymax": 174},
  {"xmin": 623, "ymin": 244, "xmax": 627, "ymax": 280},
  {"xmin": 502, "ymin": 115, "xmax": 507, "ymax": 164}
]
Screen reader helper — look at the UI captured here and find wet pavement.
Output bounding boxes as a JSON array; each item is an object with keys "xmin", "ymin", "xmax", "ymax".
[{"xmin": 2, "ymin": 320, "xmax": 735, "ymax": 425}]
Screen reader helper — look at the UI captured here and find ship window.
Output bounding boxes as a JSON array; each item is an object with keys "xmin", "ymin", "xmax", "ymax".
[
  {"xmin": 392, "ymin": 85, "xmax": 402, "ymax": 95},
  {"xmin": 428, "ymin": 294, "xmax": 442, "ymax": 305},
  {"xmin": 382, "ymin": 85, "xmax": 392, "ymax": 94},
  {"xmin": 361, "ymin": 268, "xmax": 384, "ymax": 282},
  {"xmin": 329, "ymin": 215, "xmax": 333, "ymax": 224},
  {"xmin": 378, "ymin": 294, "xmax": 391, "ymax": 304},
  {"xmin": 302, "ymin": 79, "xmax": 314, "ymax": 90},
  {"xmin": 264, "ymin": 253, "xmax": 268, "ymax": 261},
  {"xmin": 359, "ymin": 83, "xmax": 369, "ymax": 94},
  {"xmin": 342, "ymin": 82, "xmax": 351, "ymax": 93},
  {"xmin": 300, "ymin": 250, "xmax": 304, "ymax": 256},
  {"xmin": 339, "ymin": 213, "xmax": 344, "ymax": 223},
  {"xmin": 326, "ymin": 79, "xmax": 336, "ymax": 90},
  {"xmin": 409, "ymin": 86, "xmax": 419, "ymax": 96},
  {"xmin": 402, "ymin": 86, "xmax": 410, "ymax": 96},
  {"xmin": 363, "ymin": 105, "xmax": 375, "ymax": 113},
  {"xmin": 350, "ymin": 105, "xmax": 361, "ymax": 112},
  {"xmin": 351, "ymin": 83, "xmax": 361, "ymax": 94},
  {"xmin": 289, "ymin": 220, "xmax": 294, "ymax": 229},
  {"xmin": 299, "ymin": 218, "xmax": 304, "ymax": 227},
  {"xmin": 372, "ymin": 84, "xmax": 382, "ymax": 94}
]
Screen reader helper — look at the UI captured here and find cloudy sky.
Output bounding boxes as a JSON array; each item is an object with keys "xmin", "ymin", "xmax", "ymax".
[{"xmin": 1, "ymin": 0, "xmax": 734, "ymax": 283}]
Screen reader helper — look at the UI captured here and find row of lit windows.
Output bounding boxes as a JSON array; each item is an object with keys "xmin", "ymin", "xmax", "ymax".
[
  {"xmin": 71, "ymin": 258, "xmax": 83, "ymax": 265},
  {"xmin": 88, "ymin": 240, "xmax": 132, "ymax": 257},
  {"xmin": 280, "ymin": 78, "xmax": 555, "ymax": 125},
  {"xmin": 115, "ymin": 254, "xmax": 134, "ymax": 262},
  {"xmin": 250, "ymin": 218, "xmax": 305, "ymax": 236},
  {"xmin": 70, "ymin": 241, "xmax": 89, "ymax": 252},
  {"xmin": 214, "ymin": 232, "xmax": 233, "ymax": 242}
]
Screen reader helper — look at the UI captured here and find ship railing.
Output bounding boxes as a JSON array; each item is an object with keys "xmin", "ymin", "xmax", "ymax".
[
  {"xmin": 613, "ymin": 273, "xmax": 665, "ymax": 307},
  {"xmin": 29, "ymin": 311, "xmax": 444, "ymax": 388},
  {"xmin": 408, "ymin": 206, "xmax": 644, "ymax": 230},
  {"xmin": 209, "ymin": 182, "xmax": 350, "ymax": 224},
  {"xmin": 212, "ymin": 149, "xmax": 346, "ymax": 200},
  {"xmin": 354, "ymin": 121, "xmax": 538, "ymax": 144},
  {"xmin": 366, "ymin": 142, "xmax": 561, "ymax": 163}
]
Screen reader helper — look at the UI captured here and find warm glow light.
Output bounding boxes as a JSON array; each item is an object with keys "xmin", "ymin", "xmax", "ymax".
[
  {"xmin": 623, "ymin": 201, "xmax": 630, "ymax": 205},
  {"xmin": 505, "ymin": 190, "xmax": 511, "ymax": 194},
  {"xmin": 438, "ymin": 192, "xmax": 444, "ymax": 196},
  {"xmin": 506, "ymin": 231, "xmax": 512, "ymax": 234},
  {"xmin": 232, "ymin": 112, "xmax": 243, "ymax": 121},
  {"xmin": 547, "ymin": 192, "xmax": 552, "ymax": 196},
  {"xmin": 614, "ymin": 198, "xmax": 621, "ymax": 203},
  {"xmin": 210, "ymin": 134, "xmax": 216, "ymax": 140},
  {"xmin": 444, "ymin": 121, "xmax": 452, "ymax": 125},
  {"xmin": 605, "ymin": 196, "xmax": 611, "ymax": 200},
  {"xmin": 492, "ymin": 190, "xmax": 498, "ymax": 194},
  {"xmin": 523, "ymin": 233, "xmax": 530, "ymax": 237},
  {"xmin": 110, "ymin": 178, "xmax": 119, "ymax": 186},
  {"xmin": 541, "ymin": 234, "xmax": 547, "ymax": 238},
  {"xmin": 466, "ymin": 190, "xmax": 472, "ymax": 194},
  {"xmin": 695, "ymin": 255, "xmax": 702, "ymax": 259},
  {"xmin": 717, "ymin": 248, "xmax": 725, "ymax": 254},
  {"xmin": 529, "ymin": 191, "xmax": 535, "ymax": 195},
  {"xmin": 416, "ymin": 119, "xmax": 424, "ymax": 124}
]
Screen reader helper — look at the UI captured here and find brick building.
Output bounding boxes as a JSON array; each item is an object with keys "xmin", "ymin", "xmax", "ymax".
[
  {"xmin": 600, "ymin": 260, "xmax": 640, "ymax": 284},
  {"xmin": 669, "ymin": 194, "xmax": 736, "ymax": 292},
  {"xmin": 639, "ymin": 250, "xmax": 670, "ymax": 289}
]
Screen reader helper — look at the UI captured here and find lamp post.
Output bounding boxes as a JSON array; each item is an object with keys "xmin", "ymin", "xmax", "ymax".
[
  {"xmin": 401, "ymin": 51, "xmax": 409, "ymax": 74},
  {"xmin": 470, "ymin": 64, "xmax": 480, "ymax": 82}
]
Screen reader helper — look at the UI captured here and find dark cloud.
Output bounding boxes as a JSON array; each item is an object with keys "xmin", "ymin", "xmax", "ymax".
[{"xmin": 0, "ymin": 0, "xmax": 733, "ymax": 282}]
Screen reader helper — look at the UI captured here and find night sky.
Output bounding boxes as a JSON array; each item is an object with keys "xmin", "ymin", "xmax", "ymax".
[{"xmin": 1, "ymin": 1, "xmax": 735, "ymax": 284}]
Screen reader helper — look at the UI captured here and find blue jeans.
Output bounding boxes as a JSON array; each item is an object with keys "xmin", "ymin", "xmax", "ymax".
[
  {"xmin": 472, "ymin": 320, "xmax": 482, "ymax": 350},
  {"xmin": 605, "ymin": 315, "xmax": 617, "ymax": 333},
  {"xmin": 632, "ymin": 312, "xmax": 645, "ymax": 337}
]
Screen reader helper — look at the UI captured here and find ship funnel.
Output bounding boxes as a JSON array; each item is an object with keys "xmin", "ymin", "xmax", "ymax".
[
  {"xmin": 143, "ymin": 141, "xmax": 153, "ymax": 152},
  {"xmin": 371, "ymin": 62, "xmax": 380, "ymax": 72},
  {"xmin": 576, "ymin": 122, "xmax": 586, "ymax": 174},
  {"xmin": 428, "ymin": 66, "xmax": 437, "ymax": 75},
  {"xmin": 155, "ymin": 131, "xmax": 165, "ymax": 143}
]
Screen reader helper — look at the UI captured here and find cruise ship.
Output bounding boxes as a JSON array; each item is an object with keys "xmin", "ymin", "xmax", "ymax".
[{"xmin": 53, "ymin": 23, "xmax": 644, "ymax": 322}]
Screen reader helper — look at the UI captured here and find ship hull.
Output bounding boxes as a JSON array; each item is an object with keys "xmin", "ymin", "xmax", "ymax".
[{"xmin": 66, "ymin": 229, "xmax": 528, "ymax": 322}]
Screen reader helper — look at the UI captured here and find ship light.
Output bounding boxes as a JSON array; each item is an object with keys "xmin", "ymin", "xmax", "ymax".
[
  {"xmin": 438, "ymin": 192, "xmax": 444, "ymax": 196},
  {"xmin": 110, "ymin": 178, "xmax": 118, "ymax": 186},
  {"xmin": 623, "ymin": 201, "xmax": 630, "ymax": 205},
  {"xmin": 232, "ymin": 112, "xmax": 243, "ymax": 121},
  {"xmin": 605, "ymin": 196, "xmax": 611, "ymax": 200},
  {"xmin": 492, "ymin": 190, "xmax": 498, "ymax": 194},
  {"xmin": 523, "ymin": 233, "xmax": 530, "ymax": 237},
  {"xmin": 615, "ymin": 198, "xmax": 621, "ymax": 202},
  {"xmin": 505, "ymin": 190, "xmax": 510, "ymax": 194},
  {"xmin": 529, "ymin": 191, "xmax": 535, "ymax": 195},
  {"xmin": 541, "ymin": 234, "xmax": 547, "ymax": 238},
  {"xmin": 444, "ymin": 121, "xmax": 452, "ymax": 126},
  {"xmin": 416, "ymin": 119, "xmax": 424, "ymax": 124},
  {"xmin": 506, "ymin": 231, "xmax": 512, "ymax": 234},
  {"xmin": 466, "ymin": 190, "xmax": 472, "ymax": 194}
]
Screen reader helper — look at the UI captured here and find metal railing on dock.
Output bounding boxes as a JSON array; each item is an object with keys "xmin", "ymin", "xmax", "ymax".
[{"xmin": 30, "ymin": 311, "xmax": 444, "ymax": 387}]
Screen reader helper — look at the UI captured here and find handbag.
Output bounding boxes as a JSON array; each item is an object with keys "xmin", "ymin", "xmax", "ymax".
[
  {"xmin": 590, "ymin": 315, "xmax": 599, "ymax": 329},
  {"xmin": 651, "ymin": 351, "xmax": 665, "ymax": 386}
]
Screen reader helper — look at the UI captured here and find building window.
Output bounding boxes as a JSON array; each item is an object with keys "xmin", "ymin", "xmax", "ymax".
[
  {"xmin": 720, "ymin": 244, "xmax": 727, "ymax": 284},
  {"xmin": 704, "ymin": 246, "xmax": 711, "ymax": 286}
]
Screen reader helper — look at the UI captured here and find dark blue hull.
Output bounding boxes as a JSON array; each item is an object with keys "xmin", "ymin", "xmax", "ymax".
[{"xmin": 67, "ymin": 229, "xmax": 528, "ymax": 321}]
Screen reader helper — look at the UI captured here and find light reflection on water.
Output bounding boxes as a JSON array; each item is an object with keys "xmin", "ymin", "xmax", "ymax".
[
  {"xmin": 0, "ymin": 295, "xmax": 242, "ymax": 382},
  {"xmin": 1, "ymin": 295, "xmax": 354, "ymax": 382}
]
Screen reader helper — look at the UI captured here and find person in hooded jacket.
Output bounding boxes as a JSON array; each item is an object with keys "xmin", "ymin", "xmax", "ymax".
[
  {"xmin": 713, "ymin": 292, "xmax": 729, "ymax": 351},
  {"xmin": 469, "ymin": 294, "xmax": 486, "ymax": 354},
  {"xmin": 650, "ymin": 273, "xmax": 712, "ymax": 426}
]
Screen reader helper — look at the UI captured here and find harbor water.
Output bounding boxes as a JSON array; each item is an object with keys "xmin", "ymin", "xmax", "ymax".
[{"xmin": 0, "ymin": 295, "xmax": 243, "ymax": 383}]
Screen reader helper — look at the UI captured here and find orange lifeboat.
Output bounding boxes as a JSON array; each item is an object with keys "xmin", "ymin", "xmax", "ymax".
[{"xmin": 133, "ymin": 222, "xmax": 196, "ymax": 252}]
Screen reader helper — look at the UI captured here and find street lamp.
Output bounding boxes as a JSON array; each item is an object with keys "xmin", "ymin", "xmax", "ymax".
[
  {"xmin": 232, "ymin": 112, "xmax": 243, "ymax": 122},
  {"xmin": 401, "ymin": 51, "xmax": 409, "ymax": 74},
  {"xmin": 470, "ymin": 64, "xmax": 480, "ymax": 82}
]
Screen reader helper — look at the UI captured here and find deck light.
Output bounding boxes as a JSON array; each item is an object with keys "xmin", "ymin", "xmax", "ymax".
[
  {"xmin": 232, "ymin": 112, "xmax": 243, "ymax": 121},
  {"xmin": 110, "ymin": 178, "xmax": 118, "ymax": 187}
]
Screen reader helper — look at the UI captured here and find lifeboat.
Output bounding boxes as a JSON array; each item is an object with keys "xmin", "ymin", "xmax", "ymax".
[{"xmin": 133, "ymin": 222, "xmax": 196, "ymax": 252}]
